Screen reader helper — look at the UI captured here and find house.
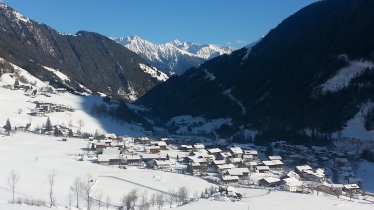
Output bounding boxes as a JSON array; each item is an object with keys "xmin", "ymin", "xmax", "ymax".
[
  {"xmin": 208, "ymin": 148, "xmax": 222, "ymax": 155},
  {"xmin": 229, "ymin": 158, "xmax": 242, "ymax": 167},
  {"xmin": 255, "ymin": 165, "xmax": 270, "ymax": 173},
  {"xmin": 193, "ymin": 144, "xmax": 205, "ymax": 152},
  {"xmin": 92, "ymin": 142, "xmax": 106, "ymax": 152},
  {"xmin": 135, "ymin": 137, "xmax": 150, "ymax": 145},
  {"xmin": 244, "ymin": 150, "xmax": 258, "ymax": 159},
  {"xmin": 222, "ymin": 175, "xmax": 239, "ymax": 184},
  {"xmin": 343, "ymin": 184, "xmax": 360, "ymax": 192},
  {"xmin": 295, "ymin": 165, "xmax": 313, "ymax": 174},
  {"xmin": 97, "ymin": 147, "xmax": 121, "ymax": 165},
  {"xmin": 242, "ymin": 154, "xmax": 254, "ymax": 162},
  {"xmin": 348, "ymin": 177, "xmax": 363, "ymax": 188},
  {"xmin": 268, "ymin": 156, "xmax": 282, "ymax": 161},
  {"xmin": 141, "ymin": 154, "xmax": 167, "ymax": 162},
  {"xmin": 227, "ymin": 168, "xmax": 250, "ymax": 179},
  {"xmin": 180, "ymin": 145, "xmax": 193, "ymax": 151},
  {"xmin": 124, "ymin": 155, "xmax": 143, "ymax": 166},
  {"xmin": 148, "ymin": 146, "xmax": 161, "ymax": 154},
  {"xmin": 262, "ymin": 161, "xmax": 276, "ymax": 169},
  {"xmin": 216, "ymin": 164, "xmax": 236, "ymax": 173},
  {"xmin": 229, "ymin": 147, "xmax": 243, "ymax": 157},
  {"xmin": 283, "ymin": 177, "xmax": 303, "ymax": 192},
  {"xmin": 151, "ymin": 160, "xmax": 171, "ymax": 171},
  {"xmin": 258, "ymin": 177, "xmax": 281, "ymax": 187},
  {"xmin": 150, "ymin": 141, "xmax": 167, "ymax": 150}
]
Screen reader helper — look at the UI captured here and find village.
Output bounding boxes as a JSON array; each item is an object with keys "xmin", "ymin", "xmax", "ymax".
[{"xmin": 77, "ymin": 132, "xmax": 371, "ymax": 202}]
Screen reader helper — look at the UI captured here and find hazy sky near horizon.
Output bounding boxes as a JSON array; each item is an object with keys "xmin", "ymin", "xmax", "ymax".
[{"xmin": 4, "ymin": 0, "xmax": 316, "ymax": 48}]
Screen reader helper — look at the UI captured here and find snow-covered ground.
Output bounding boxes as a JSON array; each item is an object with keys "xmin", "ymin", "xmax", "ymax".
[
  {"xmin": 321, "ymin": 59, "xmax": 374, "ymax": 94},
  {"xmin": 356, "ymin": 160, "xmax": 374, "ymax": 192},
  {"xmin": 0, "ymin": 133, "xmax": 214, "ymax": 208},
  {"xmin": 0, "ymin": 82, "xmax": 145, "ymax": 136},
  {"xmin": 340, "ymin": 103, "xmax": 374, "ymax": 141}
]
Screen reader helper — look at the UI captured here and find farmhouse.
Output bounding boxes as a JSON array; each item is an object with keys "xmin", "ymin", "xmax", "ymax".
[
  {"xmin": 258, "ymin": 177, "xmax": 281, "ymax": 187},
  {"xmin": 222, "ymin": 175, "xmax": 239, "ymax": 184},
  {"xmin": 283, "ymin": 177, "xmax": 303, "ymax": 192}
]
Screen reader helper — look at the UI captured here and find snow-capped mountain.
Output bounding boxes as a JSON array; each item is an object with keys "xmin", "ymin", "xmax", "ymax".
[{"xmin": 114, "ymin": 36, "xmax": 234, "ymax": 75}]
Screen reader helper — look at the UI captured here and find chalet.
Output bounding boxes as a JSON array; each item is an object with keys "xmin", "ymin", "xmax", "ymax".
[
  {"xmin": 148, "ymin": 146, "xmax": 161, "ymax": 154},
  {"xmin": 343, "ymin": 184, "xmax": 360, "ymax": 192},
  {"xmin": 141, "ymin": 154, "xmax": 167, "ymax": 162},
  {"xmin": 180, "ymin": 145, "xmax": 193, "ymax": 151},
  {"xmin": 97, "ymin": 147, "xmax": 121, "ymax": 165},
  {"xmin": 242, "ymin": 154, "xmax": 254, "ymax": 162},
  {"xmin": 222, "ymin": 175, "xmax": 239, "ymax": 184},
  {"xmin": 227, "ymin": 168, "xmax": 250, "ymax": 178},
  {"xmin": 216, "ymin": 164, "xmax": 236, "ymax": 173},
  {"xmin": 150, "ymin": 141, "xmax": 167, "ymax": 150},
  {"xmin": 229, "ymin": 147, "xmax": 243, "ymax": 157},
  {"xmin": 255, "ymin": 165, "xmax": 270, "ymax": 173},
  {"xmin": 244, "ymin": 150, "xmax": 258, "ymax": 159},
  {"xmin": 104, "ymin": 133, "xmax": 117, "ymax": 140},
  {"xmin": 271, "ymin": 160, "xmax": 284, "ymax": 169},
  {"xmin": 296, "ymin": 165, "xmax": 325, "ymax": 181},
  {"xmin": 208, "ymin": 148, "xmax": 222, "ymax": 155},
  {"xmin": 124, "ymin": 155, "xmax": 143, "ymax": 166},
  {"xmin": 193, "ymin": 144, "xmax": 205, "ymax": 152},
  {"xmin": 268, "ymin": 156, "xmax": 282, "ymax": 161},
  {"xmin": 318, "ymin": 183, "xmax": 343, "ymax": 194},
  {"xmin": 245, "ymin": 161, "xmax": 258, "ymax": 171},
  {"xmin": 262, "ymin": 161, "xmax": 276, "ymax": 169},
  {"xmin": 217, "ymin": 152, "xmax": 232, "ymax": 160},
  {"xmin": 151, "ymin": 160, "xmax": 171, "ymax": 171},
  {"xmin": 135, "ymin": 137, "xmax": 150, "ymax": 145},
  {"xmin": 229, "ymin": 158, "xmax": 243, "ymax": 167},
  {"xmin": 92, "ymin": 142, "xmax": 106, "ymax": 152},
  {"xmin": 258, "ymin": 177, "xmax": 281, "ymax": 187},
  {"xmin": 283, "ymin": 177, "xmax": 303, "ymax": 192}
]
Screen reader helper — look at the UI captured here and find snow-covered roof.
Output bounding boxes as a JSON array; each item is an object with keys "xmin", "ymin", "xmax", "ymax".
[
  {"xmin": 343, "ymin": 184, "xmax": 360, "ymax": 190},
  {"xmin": 262, "ymin": 177, "xmax": 281, "ymax": 184},
  {"xmin": 262, "ymin": 161, "xmax": 276, "ymax": 166},
  {"xmin": 244, "ymin": 150, "xmax": 258, "ymax": 155},
  {"xmin": 283, "ymin": 177, "xmax": 303, "ymax": 187},
  {"xmin": 208, "ymin": 148, "xmax": 222, "ymax": 153},
  {"xmin": 229, "ymin": 147, "xmax": 243, "ymax": 154},
  {"xmin": 256, "ymin": 166, "xmax": 270, "ymax": 170},
  {"xmin": 222, "ymin": 175, "xmax": 239, "ymax": 181},
  {"xmin": 227, "ymin": 168, "xmax": 250, "ymax": 176},
  {"xmin": 194, "ymin": 144, "xmax": 205, "ymax": 149},
  {"xmin": 296, "ymin": 165, "xmax": 312, "ymax": 172},
  {"xmin": 268, "ymin": 155, "xmax": 282, "ymax": 160},
  {"xmin": 217, "ymin": 164, "xmax": 236, "ymax": 170}
]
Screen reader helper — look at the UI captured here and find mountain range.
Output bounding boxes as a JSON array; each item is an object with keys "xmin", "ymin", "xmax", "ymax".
[
  {"xmin": 0, "ymin": 3, "xmax": 162, "ymax": 101},
  {"xmin": 139, "ymin": 0, "xmax": 374, "ymax": 143},
  {"xmin": 114, "ymin": 36, "xmax": 233, "ymax": 75}
]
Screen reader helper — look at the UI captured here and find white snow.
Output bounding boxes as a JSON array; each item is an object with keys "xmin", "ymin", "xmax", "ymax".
[
  {"xmin": 223, "ymin": 89, "xmax": 246, "ymax": 115},
  {"xmin": 340, "ymin": 103, "xmax": 374, "ymax": 141},
  {"xmin": 42, "ymin": 66, "xmax": 70, "ymax": 82},
  {"xmin": 203, "ymin": 69, "xmax": 216, "ymax": 81},
  {"xmin": 114, "ymin": 36, "xmax": 233, "ymax": 75},
  {"xmin": 320, "ymin": 60, "xmax": 374, "ymax": 93},
  {"xmin": 0, "ymin": 133, "xmax": 214, "ymax": 207},
  {"xmin": 0, "ymin": 85, "xmax": 145, "ymax": 136},
  {"xmin": 139, "ymin": 63, "xmax": 169, "ymax": 81}
]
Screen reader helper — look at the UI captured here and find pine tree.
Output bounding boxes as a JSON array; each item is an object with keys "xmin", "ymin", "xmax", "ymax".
[
  {"xmin": 45, "ymin": 117, "xmax": 52, "ymax": 131},
  {"xmin": 68, "ymin": 129, "xmax": 73, "ymax": 137},
  {"xmin": 166, "ymin": 154, "xmax": 170, "ymax": 160},
  {"xmin": 4, "ymin": 118, "xmax": 11, "ymax": 132}
]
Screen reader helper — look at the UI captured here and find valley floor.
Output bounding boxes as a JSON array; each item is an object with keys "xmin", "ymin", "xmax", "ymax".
[{"xmin": 0, "ymin": 133, "xmax": 373, "ymax": 210}]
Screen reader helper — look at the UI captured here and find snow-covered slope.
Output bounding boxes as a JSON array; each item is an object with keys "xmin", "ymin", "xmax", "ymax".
[{"xmin": 114, "ymin": 36, "xmax": 233, "ymax": 75}]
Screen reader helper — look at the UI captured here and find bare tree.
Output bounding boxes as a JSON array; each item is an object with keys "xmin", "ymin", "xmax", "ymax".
[
  {"xmin": 48, "ymin": 169, "xmax": 57, "ymax": 208},
  {"xmin": 122, "ymin": 189, "xmax": 138, "ymax": 210},
  {"xmin": 82, "ymin": 175, "xmax": 95, "ymax": 210},
  {"xmin": 70, "ymin": 177, "xmax": 81, "ymax": 209},
  {"xmin": 97, "ymin": 190, "xmax": 103, "ymax": 210},
  {"xmin": 68, "ymin": 193, "xmax": 73, "ymax": 210},
  {"xmin": 166, "ymin": 190, "xmax": 175, "ymax": 208},
  {"xmin": 177, "ymin": 187, "xmax": 189, "ymax": 205},
  {"xmin": 156, "ymin": 193, "xmax": 165, "ymax": 210},
  {"xmin": 105, "ymin": 196, "xmax": 111, "ymax": 210},
  {"xmin": 150, "ymin": 193, "xmax": 156, "ymax": 207},
  {"xmin": 139, "ymin": 190, "xmax": 149, "ymax": 210},
  {"xmin": 7, "ymin": 169, "xmax": 20, "ymax": 204}
]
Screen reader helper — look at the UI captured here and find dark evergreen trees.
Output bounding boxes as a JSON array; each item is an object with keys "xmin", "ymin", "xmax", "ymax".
[
  {"xmin": 3, "ymin": 118, "xmax": 11, "ymax": 132},
  {"xmin": 45, "ymin": 117, "xmax": 52, "ymax": 131}
]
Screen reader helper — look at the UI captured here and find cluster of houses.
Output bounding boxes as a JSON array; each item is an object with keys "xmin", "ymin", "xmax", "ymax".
[
  {"xmin": 29, "ymin": 101, "xmax": 74, "ymax": 117},
  {"xmin": 82, "ymin": 135, "xmax": 365, "ymax": 198}
]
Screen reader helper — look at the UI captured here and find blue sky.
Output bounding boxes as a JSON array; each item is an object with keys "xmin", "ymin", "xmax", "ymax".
[{"xmin": 3, "ymin": 0, "xmax": 316, "ymax": 48}]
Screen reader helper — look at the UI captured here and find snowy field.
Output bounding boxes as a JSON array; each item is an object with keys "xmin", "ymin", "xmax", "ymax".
[
  {"xmin": 0, "ymin": 133, "xmax": 373, "ymax": 210},
  {"xmin": 0, "ymin": 133, "xmax": 214, "ymax": 207}
]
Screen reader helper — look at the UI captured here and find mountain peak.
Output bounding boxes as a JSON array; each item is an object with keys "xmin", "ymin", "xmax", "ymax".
[{"xmin": 114, "ymin": 36, "xmax": 234, "ymax": 75}]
